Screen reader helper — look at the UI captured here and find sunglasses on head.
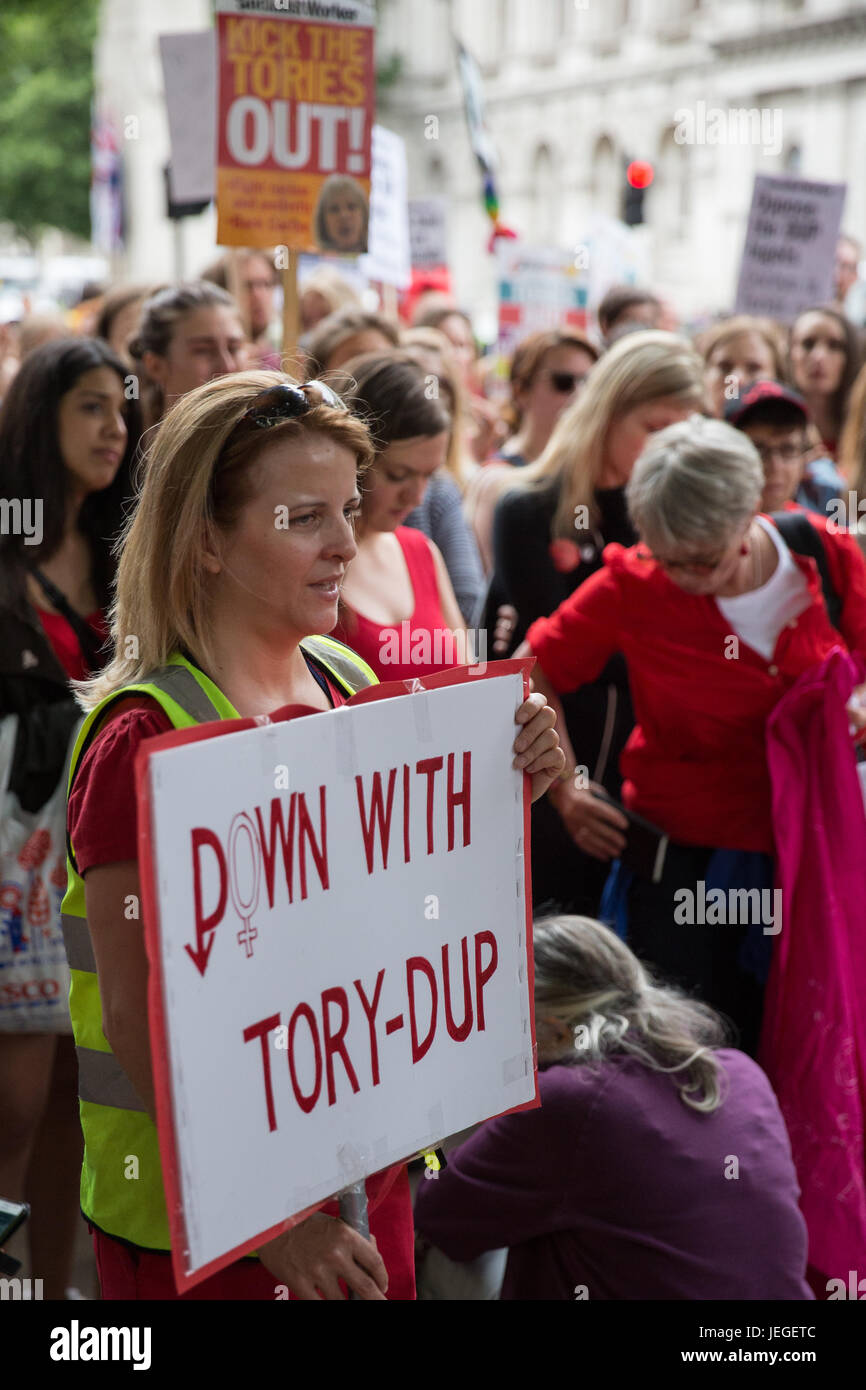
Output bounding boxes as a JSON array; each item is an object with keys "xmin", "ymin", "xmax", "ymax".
[{"xmin": 241, "ymin": 379, "xmax": 347, "ymax": 429}]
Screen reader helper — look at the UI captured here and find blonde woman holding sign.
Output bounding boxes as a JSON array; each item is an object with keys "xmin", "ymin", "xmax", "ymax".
[{"xmin": 62, "ymin": 370, "xmax": 564, "ymax": 1301}]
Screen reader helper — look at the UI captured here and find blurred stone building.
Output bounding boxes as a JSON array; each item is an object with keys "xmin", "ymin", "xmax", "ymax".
[
  {"xmin": 94, "ymin": 0, "xmax": 216, "ymax": 283},
  {"xmin": 95, "ymin": 0, "xmax": 866, "ymax": 328},
  {"xmin": 375, "ymin": 0, "xmax": 866, "ymax": 326}
]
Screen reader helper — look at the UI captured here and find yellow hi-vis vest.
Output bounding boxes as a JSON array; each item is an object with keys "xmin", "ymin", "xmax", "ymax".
[{"xmin": 61, "ymin": 639, "xmax": 377, "ymax": 1250}]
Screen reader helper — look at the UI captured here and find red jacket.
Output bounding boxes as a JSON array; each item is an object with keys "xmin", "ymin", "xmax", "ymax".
[{"xmin": 526, "ymin": 522, "xmax": 850, "ymax": 854}]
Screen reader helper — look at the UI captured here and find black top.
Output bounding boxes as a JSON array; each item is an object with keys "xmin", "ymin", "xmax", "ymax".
[
  {"xmin": 0, "ymin": 564, "xmax": 83, "ymax": 813},
  {"xmin": 488, "ymin": 481, "xmax": 636, "ymax": 792},
  {"xmin": 491, "ymin": 482, "xmax": 636, "ymax": 649}
]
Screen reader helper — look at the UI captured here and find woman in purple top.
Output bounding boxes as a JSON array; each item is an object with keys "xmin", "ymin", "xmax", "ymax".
[{"xmin": 414, "ymin": 915, "xmax": 814, "ymax": 1301}]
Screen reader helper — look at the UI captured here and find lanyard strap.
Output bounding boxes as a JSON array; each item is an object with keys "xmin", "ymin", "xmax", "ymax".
[{"xmin": 31, "ymin": 568, "xmax": 105, "ymax": 672}]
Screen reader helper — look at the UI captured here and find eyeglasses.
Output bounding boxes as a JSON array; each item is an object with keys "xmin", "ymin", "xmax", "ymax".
[
  {"xmin": 241, "ymin": 379, "xmax": 347, "ymax": 429},
  {"xmin": 751, "ymin": 442, "xmax": 804, "ymax": 465},
  {"xmin": 638, "ymin": 545, "xmax": 728, "ymax": 575},
  {"xmin": 544, "ymin": 370, "xmax": 587, "ymax": 394}
]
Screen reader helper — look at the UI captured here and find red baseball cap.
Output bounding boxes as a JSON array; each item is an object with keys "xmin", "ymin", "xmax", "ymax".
[{"xmin": 724, "ymin": 379, "xmax": 810, "ymax": 429}]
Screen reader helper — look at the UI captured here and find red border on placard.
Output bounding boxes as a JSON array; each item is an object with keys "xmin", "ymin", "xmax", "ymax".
[{"xmin": 134, "ymin": 660, "xmax": 539, "ymax": 1292}]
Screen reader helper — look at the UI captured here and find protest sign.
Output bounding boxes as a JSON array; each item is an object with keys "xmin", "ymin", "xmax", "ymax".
[
  {"xmin": 136, "ymin": 663, "xmax": 537, "ymax": 1291},
  {"xmin": 159, "ymin": 31, "xmax": 216, "ymax": 205},
  {"xmin": 409, "ymin": 198, "xmax": 448, "ymax": 268},
  {"xmin": 735, "ymin": 174, "xmax": 847, "ymax": 322},
  {"xmin": 497, "ymin": 241, "xmax": 589, "ymax": 357},
  {"xmin": 578, "ymin": 212, "xmax": 650, "ymax": 317},
  {"xmin": 359, "ymin": 125, "xmax": 411, "ymax": 289},
  {"xmin": 215, "ymin": 0, "xmax": 376, "ymax": 253}
]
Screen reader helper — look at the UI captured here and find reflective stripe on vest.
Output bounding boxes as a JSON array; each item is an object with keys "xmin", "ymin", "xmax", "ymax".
[
  {"xmin": 63, "ymin": 644, "xmax": 376, "ymax": 1250},
  {"xmin": 142, "ymin": 664, "xmax": 222, "ymax": 722},
  {"xmin": 300, "ymin": 634, "xmax": 377, "ymax": 696},
  {"xmin": 61, "ymin": 912, "xmax": 96, "ymax": 973},
  {"xmin": 77, "ymin": 1046, "xmax": 147, "ymax": 1113}
]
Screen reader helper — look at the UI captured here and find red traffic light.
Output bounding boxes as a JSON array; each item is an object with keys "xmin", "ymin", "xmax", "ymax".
[{"xmin": 626, "ymin": 160, "xmax": 654, "ymax": 190}]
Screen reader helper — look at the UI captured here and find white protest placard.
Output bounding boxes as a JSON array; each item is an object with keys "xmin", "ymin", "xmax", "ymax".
[
  {"xmin": 137, "ymin": 666, "xmax": 536, "ymax": 1291},
  {"xmin": 159, "ymin": 31, "xmax": 216, "ymax": 205},
  {"xmin": 359, "ymin": 125, "xmax": 412, "ymax": 288},
  {"xmin": 409, "ymin": 198, "xmax": 448, "ymax": 268},
  {"xmin": 496, "ymin": 241, "xmax": 590, "ymax": 358},
  {"xmin": 577, "ymin": 212, "xmax": 651, "ymax": 316},
  {"xmin": 735, "ymin": 174, "xmax": 847, "ymax": 322}
]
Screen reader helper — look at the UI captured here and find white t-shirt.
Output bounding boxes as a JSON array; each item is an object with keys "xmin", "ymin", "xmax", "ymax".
[{"xmin": 716, "ymin": 516, "xmax": 812, "ymax": 661}]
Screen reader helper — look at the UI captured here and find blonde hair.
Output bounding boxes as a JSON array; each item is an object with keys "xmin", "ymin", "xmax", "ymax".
[
  {"xmin": 75, "ymin": 371, "xmax": 375, "ymax": 710},
  {"xmin": 533, "ymin": 915, "xmax": 729, "ymax": 1113},
  {"xmin": 314, "ymin": 174, "xmax": 369, "ymax": 252},
  {"xmin": 839, "ymin": 360, "xmax": 866, "ymax": 497},
  {"xmin": 514, "ymin": 331, "xmax": 706, "ymax": 537},
  {"xmin": 696, "ymin": 315, "xmax": 789, "ymax": 380},
  {"xmin": 401, "ymin": 326, "xmax": 474, "ymax": 491},
  {"xmin": 300, "ymin": 265, "xmax": 361, "ymax": 320}
]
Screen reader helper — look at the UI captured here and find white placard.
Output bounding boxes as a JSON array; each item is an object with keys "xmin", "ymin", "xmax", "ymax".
[
  {"xmin": 409, "ymin": 198, "xmax": 448, "ymax": 268},
  {"xmin": 496, "ymin": 241, "xmax": 590, "ymax": 358},
  {"xmin": 359, "ymin": 125, "xmax": 412, "ymax": 288},
  {"xmin": 141, "ymin": 673, "xmax": 535, "ymax": 1288},
  {"xmin": 159, "ymin": 32, "xmax": 216, "ymax": 205},
  {"xmin": 735, "ymin": 174, "xmax": 847, "ymax": 322}
]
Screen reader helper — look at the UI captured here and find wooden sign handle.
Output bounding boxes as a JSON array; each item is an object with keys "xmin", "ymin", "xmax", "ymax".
[{"xmin": 281, "ymin": 250, "xmax": 302, "ymax": 378}]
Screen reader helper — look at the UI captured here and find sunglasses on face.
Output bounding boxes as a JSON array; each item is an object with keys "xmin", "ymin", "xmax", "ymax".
[{"xmin": 241, "ymin": 379, "xmax": 347, "ymax": 428}]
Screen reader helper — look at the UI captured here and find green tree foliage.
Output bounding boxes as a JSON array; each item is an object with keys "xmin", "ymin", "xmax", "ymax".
[{"xmin": 0, "ymin": 0, "xmax": 101, "ymax": 243}]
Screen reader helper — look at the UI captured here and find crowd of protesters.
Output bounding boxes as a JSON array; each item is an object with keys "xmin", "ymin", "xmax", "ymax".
[{"xmin": 2, "ymin": 233, "xmax": 866, "ymax": 1302}]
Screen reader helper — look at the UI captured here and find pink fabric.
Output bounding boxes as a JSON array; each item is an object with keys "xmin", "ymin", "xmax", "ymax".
[{"xmin": 762, "ymin": 648, "xmax": 866, "ymax": 1279}]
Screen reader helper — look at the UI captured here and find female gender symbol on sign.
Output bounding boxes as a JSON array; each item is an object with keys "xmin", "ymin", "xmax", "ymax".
[{"xmin": 228, "ymin": 812, "xmax": 262, "ymax": 958}]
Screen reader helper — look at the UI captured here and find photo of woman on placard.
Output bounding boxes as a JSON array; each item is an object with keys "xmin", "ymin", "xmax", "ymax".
[{"xmin": 314, "ymin": 175, "xmax": 370, "ymax": 256}]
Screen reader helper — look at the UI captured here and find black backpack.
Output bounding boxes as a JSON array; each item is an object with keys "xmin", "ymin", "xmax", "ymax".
[{"xmin": 770, "ymin": 510, "xmax": 842, "ymax": 632}]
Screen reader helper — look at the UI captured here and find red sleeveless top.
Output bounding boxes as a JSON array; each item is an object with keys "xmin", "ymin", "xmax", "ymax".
[{"xmin": 333, "ymin": 527, "xmax": 464, "ymax": 682}]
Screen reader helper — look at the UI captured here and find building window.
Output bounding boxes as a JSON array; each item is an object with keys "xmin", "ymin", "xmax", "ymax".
[
  {"xmin": 591, "ymin": 135, "xmax": 618, "ymax": 220},
  {"xmin": 531, "ymin": 144, "xmax": 557, "ymax": 243},
  {"xmin": 427, "ymin": 154, "xmax": 447, "ymax": 193},
  {"xmin": 656, "ymin": 127, "xmax": 690, "ymax": 237},
  {"xmin": 784, "ymin": 144, "xmax": 803, "ymax": 175}
]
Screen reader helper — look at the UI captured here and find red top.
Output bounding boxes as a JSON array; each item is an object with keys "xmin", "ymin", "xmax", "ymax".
[
  {"xmin": 67, "ymin": 671, "xmax": 415, "ymax": 1300},
  {"xmin": 37, "ymin": 607, "xmax": 108, "ymax": 682},
  {"xmin": 526, "ymin": 526, "xmax": 850, "ymax": 855},
  {"xmin": 333, "ymin": 527, "xmax": 463, "ymax": 682}
]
